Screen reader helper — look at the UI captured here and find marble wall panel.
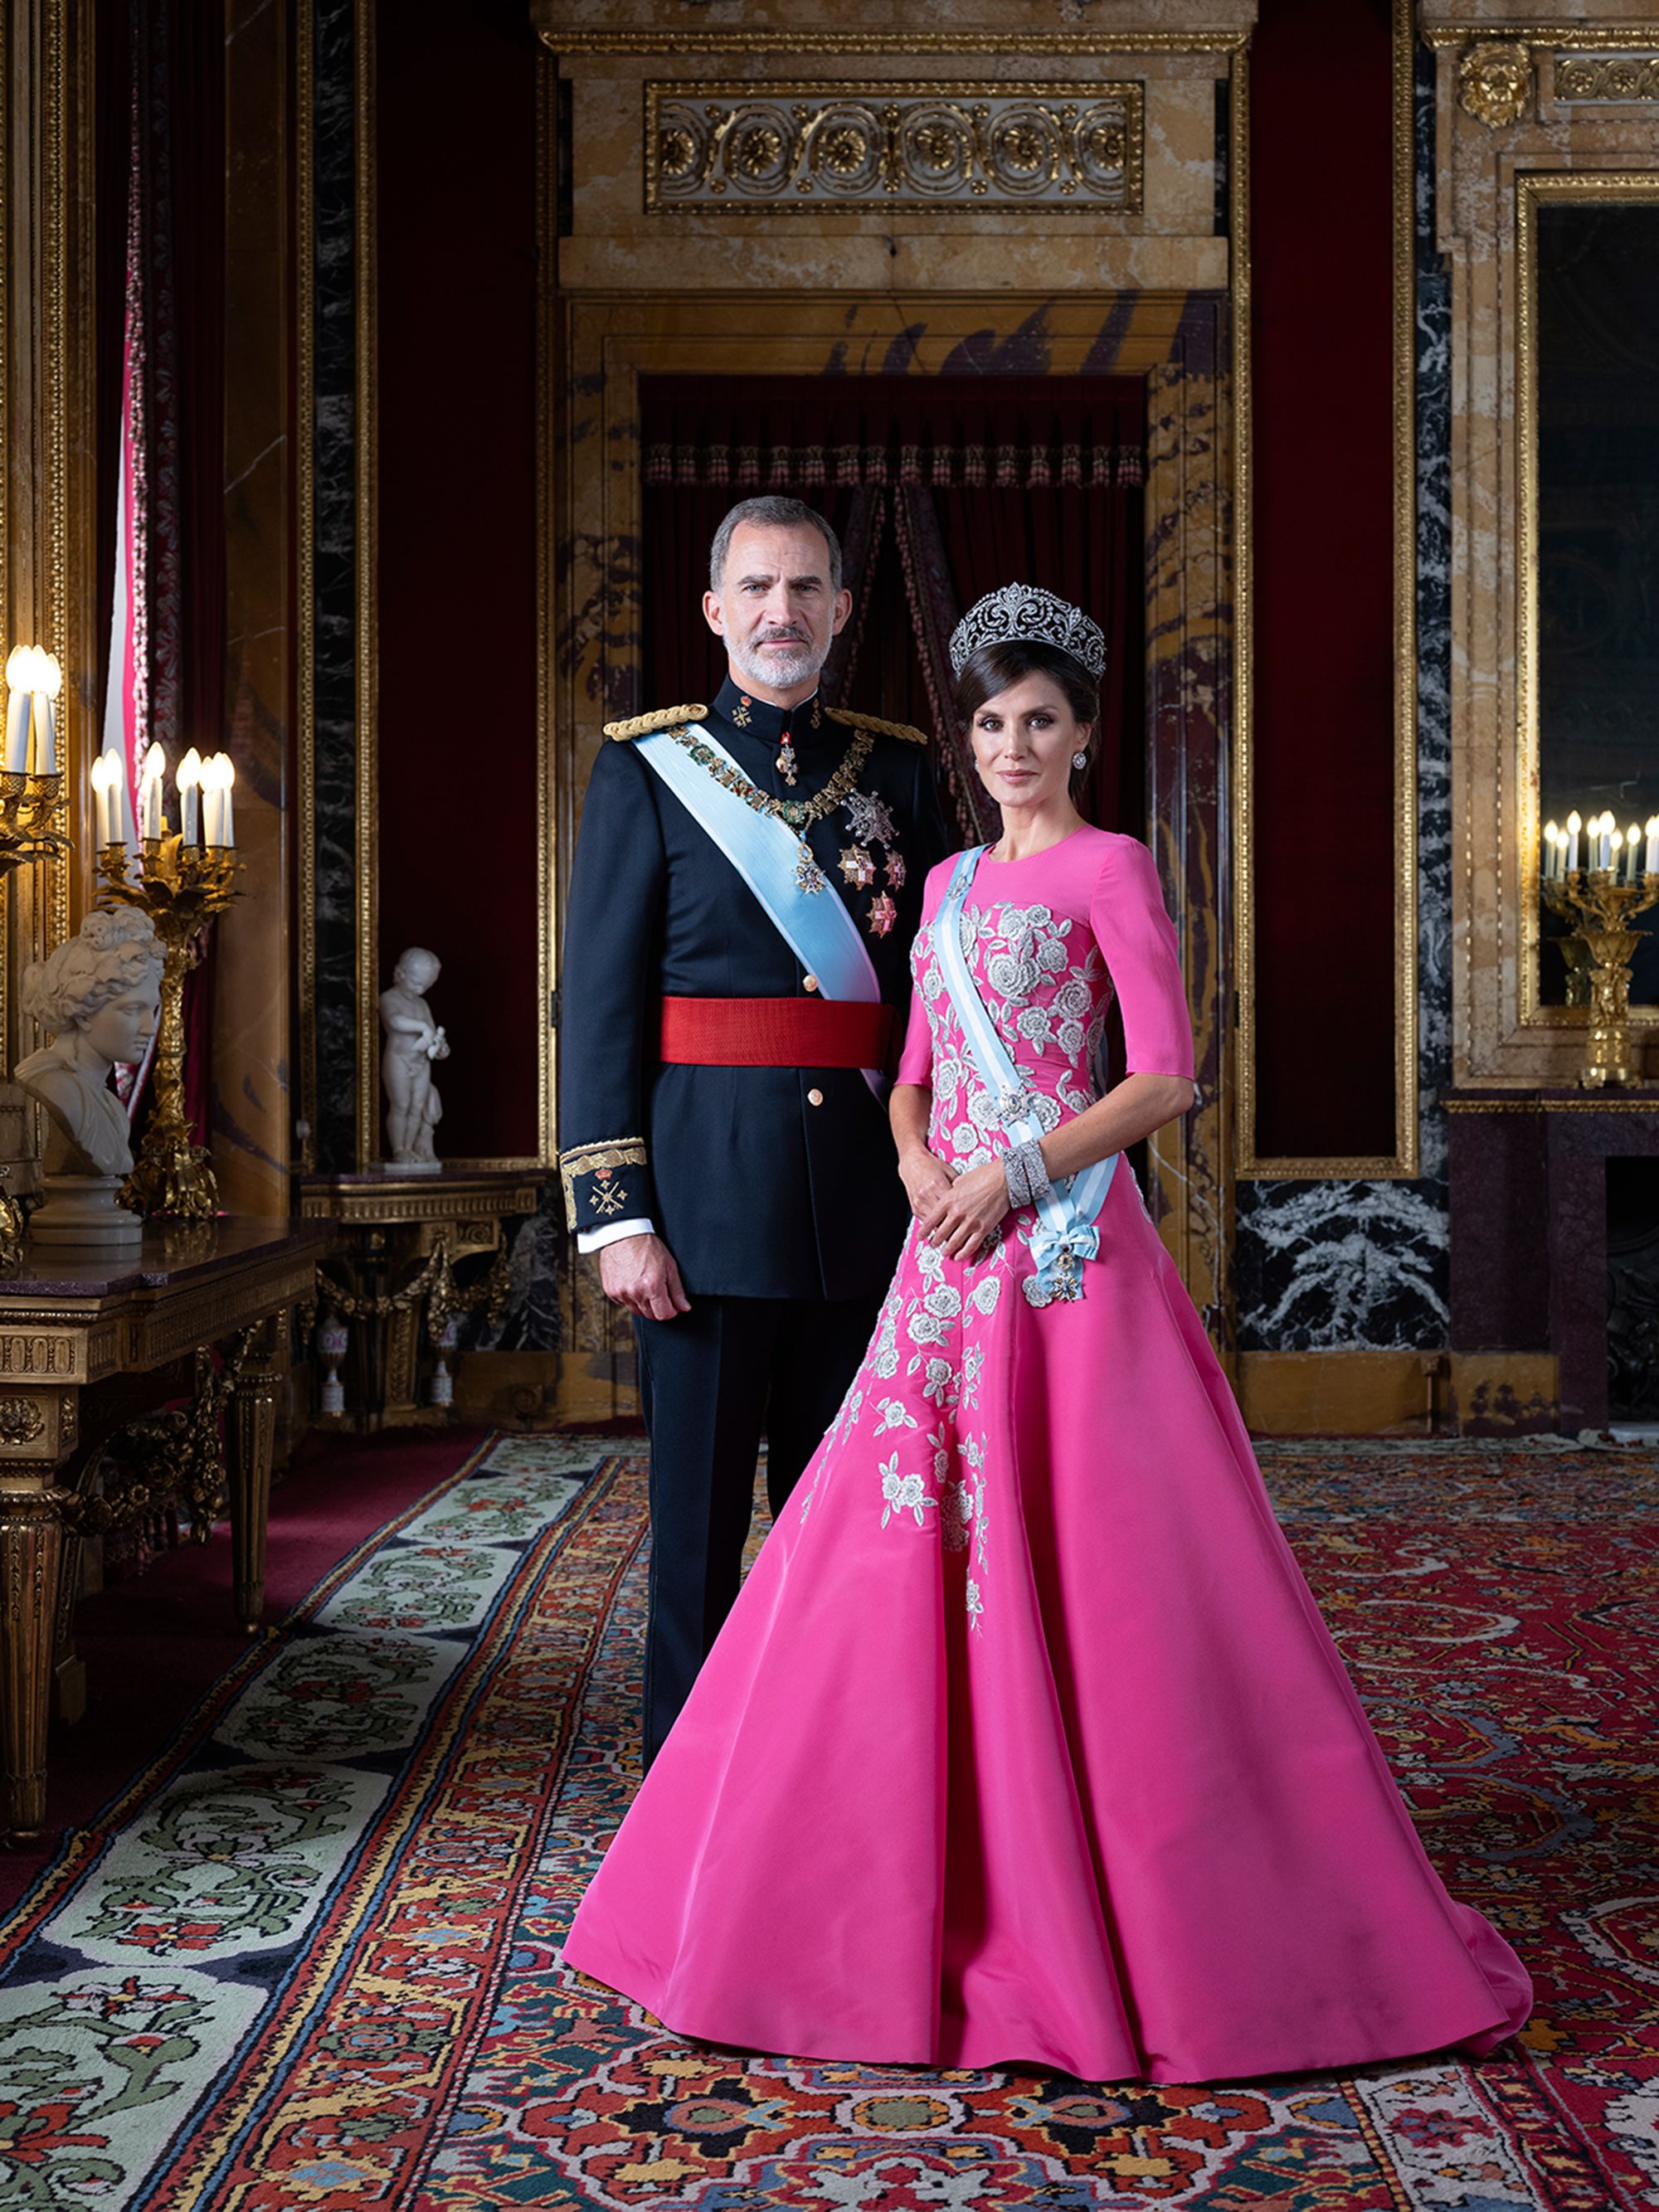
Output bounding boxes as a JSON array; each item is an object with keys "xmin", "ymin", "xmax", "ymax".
[
  {"xmin": 1426, "ymin": 15, "xmax": 1659, "ymax": 1087},
  {"xmin": 535, "ymin": 0, "xmax": 1256, "ymax": 38},
  {"xmin": 309, "ymin": 0, "xmax": 359, "ymax": 1174},
  {"xmin": 217, "ymin": 0, "xmax": 294, "ymax": 1218}
]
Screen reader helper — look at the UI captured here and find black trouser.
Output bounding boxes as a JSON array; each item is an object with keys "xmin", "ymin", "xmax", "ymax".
[{"xmin": 634, "ymin": 1291, "xmax": 880, "ymax": 1768}]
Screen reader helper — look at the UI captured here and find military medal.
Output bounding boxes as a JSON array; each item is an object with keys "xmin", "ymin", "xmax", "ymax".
[
  {"xmin": 842, "ymin": 789, "xmax": 896, "ymax": 847},
  {"xmin": 839, "ymin": 845, "xmax": 876, "ymax": 889},
  {"xmin": 795, "ymin": 843, "xmax": 827, "ymax": 895},
  {"xmin": 776, "ymin": 726, "xmax": 799, "ymax": 787},
  {"xmin": 885, "ymin": 850, "xmax": 907, "ymax": 889},
  {"xmin": 868, "ymin": 892, "xmax": 898, "ymax": 938},
  {"xmin": 732, "ymin": 694, "xmax": 753, "ymax": 727}
]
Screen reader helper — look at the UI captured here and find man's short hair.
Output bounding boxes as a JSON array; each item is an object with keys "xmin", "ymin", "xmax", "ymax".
[{"xmin": 708, "ymin": 496, "xmax": 844, "ymax": 596}]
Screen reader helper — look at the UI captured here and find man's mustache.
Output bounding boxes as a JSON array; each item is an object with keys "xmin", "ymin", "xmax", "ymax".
[{"xmin": 756, "ymin": 627, "xmax": 809, "ymax": 644}]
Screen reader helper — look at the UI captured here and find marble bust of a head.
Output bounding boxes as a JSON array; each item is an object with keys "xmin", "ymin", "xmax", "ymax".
[{"xmin": 15, "ymin": 908, "xmax": 164, "ymax": 1178}]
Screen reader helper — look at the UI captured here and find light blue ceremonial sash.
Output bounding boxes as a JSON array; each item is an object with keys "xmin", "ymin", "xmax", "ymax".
[
  {"xmin": 635, "ymin": 722, "xmax": 887, "ymax": 1097},
  {"xmin": 934, "ymin": 844, "xmax": 1117, "ymax": 1305}
]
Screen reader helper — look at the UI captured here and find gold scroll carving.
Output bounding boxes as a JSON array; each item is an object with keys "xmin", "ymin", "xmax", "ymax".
[{"xmin": 645, "ymin": 83, "xmax": 1145, "ymax": 215}]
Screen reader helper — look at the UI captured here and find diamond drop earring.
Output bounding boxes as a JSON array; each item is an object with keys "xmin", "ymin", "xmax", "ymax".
[{"xmin": 1071, "ymin": 751, "xmax": 1088, "ymax": 772}]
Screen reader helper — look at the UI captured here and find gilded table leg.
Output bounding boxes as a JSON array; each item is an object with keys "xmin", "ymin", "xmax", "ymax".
[
  {"xmin": 226, "ymin": 1360, "xmax": 280, "ymax": 1636},
  {"xmin": 0, "ymin": 1488, "xmax": 62, "ymax": 1840}
]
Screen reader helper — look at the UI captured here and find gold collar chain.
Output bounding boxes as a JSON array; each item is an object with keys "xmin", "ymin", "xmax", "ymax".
[{"xmin": 669, "ymin": 722, "xmax": 873, "ymax": 832}]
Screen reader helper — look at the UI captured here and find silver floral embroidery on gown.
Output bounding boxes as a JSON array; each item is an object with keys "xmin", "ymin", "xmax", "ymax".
[{"xmin": 796, "ymin": 895, "xmax": 1116, "ymax": 1627}]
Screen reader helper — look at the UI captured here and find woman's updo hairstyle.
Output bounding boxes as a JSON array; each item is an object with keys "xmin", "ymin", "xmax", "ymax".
[{"xmin": 952, "ymin": 637, "xmax": 1101, "ymax": 803}]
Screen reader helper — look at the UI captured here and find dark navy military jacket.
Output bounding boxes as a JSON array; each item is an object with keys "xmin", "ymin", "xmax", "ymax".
[{"xmin": 558, "ymin": 673, "xmax": 951, "ymax": 1301}]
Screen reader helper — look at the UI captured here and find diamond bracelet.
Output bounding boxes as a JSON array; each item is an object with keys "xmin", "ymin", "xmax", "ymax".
[{"xmin": 1003, "ymin": 1137, "xmax": 1052, "ymax": 1209}]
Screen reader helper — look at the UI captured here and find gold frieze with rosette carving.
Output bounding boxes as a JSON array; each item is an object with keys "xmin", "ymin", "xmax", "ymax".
[{"xmin": 645, "ymin": 83, "xmax": 1144, "ymax": 215}]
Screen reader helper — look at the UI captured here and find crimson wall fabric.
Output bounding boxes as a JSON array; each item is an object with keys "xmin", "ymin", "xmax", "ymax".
[
  {"xmin": 375, "ymin": 0, "xmax": 541, "ymax": 1161},
  {"xmin": 1250, "ymin": 0, "xmax": 1399, "ymax": 1159}
]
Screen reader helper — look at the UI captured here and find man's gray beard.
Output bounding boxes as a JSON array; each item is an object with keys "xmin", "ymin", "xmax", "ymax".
[{"xmin": 730, "ymin": 636, "xmax": 825, "ymax": 692}]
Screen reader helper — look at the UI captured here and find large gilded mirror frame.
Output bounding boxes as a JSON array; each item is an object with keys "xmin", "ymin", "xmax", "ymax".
[
  {"xmin": 0, "ymin": 0, "xmax": 95, "ymax": 1108},
  {"xmin": 1515, "ymin": 168, "xmax": 1659, "ymax": 1033}
]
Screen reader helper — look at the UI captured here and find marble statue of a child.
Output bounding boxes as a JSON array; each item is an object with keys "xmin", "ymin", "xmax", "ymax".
[{"xmin": 380, "ymin": 946, "xmax": 450, "ymax": 1169}]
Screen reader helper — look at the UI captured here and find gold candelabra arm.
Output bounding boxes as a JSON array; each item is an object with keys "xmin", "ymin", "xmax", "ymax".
[
  {"xmin": 95, "ymin": 837, "xmax": 245, "ymax": 1218},
  {"xmin": 0, "ymin": 773, "xmax": 71, "ymax": 882}
]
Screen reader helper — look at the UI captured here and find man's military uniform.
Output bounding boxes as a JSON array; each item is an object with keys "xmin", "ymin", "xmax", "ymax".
[{"xmin": 559, "ymin": 673, "xmax": 949, "ymax": 1762}]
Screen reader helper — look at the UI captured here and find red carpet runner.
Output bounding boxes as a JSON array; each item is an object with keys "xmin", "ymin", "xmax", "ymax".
[{"xmin": 0, "ymin": 1436, "xmax": 1653, "ymax": 2210}]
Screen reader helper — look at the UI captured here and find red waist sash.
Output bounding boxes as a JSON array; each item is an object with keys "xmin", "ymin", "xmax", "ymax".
[{"xmin": 658, "ymin": 995, "xmax": 896, "ymax": 1071}]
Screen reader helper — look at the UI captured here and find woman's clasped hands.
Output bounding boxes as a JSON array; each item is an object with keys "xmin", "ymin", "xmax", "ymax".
[{"xmin": 898, "ymin": 1143, "xmax": 1011, "ymax": 1263}]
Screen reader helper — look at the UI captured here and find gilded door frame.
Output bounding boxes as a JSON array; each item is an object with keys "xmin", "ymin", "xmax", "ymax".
[{"xmin": 544, "ymin": 291, "xmax": 1233, "ymax": 1417}]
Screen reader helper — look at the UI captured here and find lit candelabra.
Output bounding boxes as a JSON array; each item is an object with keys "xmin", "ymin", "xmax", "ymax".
[
  {"xmin": 95, "ymin": 742, "xmax": 241, "ymax": 1218},
  {"xmin": 1, "ymin": 648, "xmax": 71, "ymax": 881},
  {"xmin": 1541, "ymin": 809, "xmax": 1659, "ymax": 1089}
]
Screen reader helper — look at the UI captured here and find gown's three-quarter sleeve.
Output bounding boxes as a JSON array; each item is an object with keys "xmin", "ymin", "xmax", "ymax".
[{"xmin": 1089, "ymin": 836, "xmax": 1196, "ymax": 1083}]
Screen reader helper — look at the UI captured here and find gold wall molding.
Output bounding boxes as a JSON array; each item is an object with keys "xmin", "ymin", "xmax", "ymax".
[
  {"xmin": 296, "ymin": 0, "xmax": 318, "ymax": 1171},
  {"xmin": 538, "ymin": 49, "xmax": 557, "ymax": 1168},
  {"xmin": 1556, "ymin": 54, "xmax": 1659, "ymax": 99},
  {"xmin": 0, "ymin": 0, "xmax": 95, "ymax": 1076},
  {"xmin": 538, "ymin": 27, "xmax": 1249, "ymax": 57},
  {"xmin": 1426, "ymin": 24, "xmax": 1659, "ymax": 52},
  {"xmin": 1232, "ymin": 0, "xmax": 1419, "ymax": 1179},
  {"xmin": 353, "ymin": 0, "xmax": 378, "ymax": 1169},
  {"xmin": 646, "ymin": 81, "xmax": 1144, "ymax": 215},
  {"xmin": 1457, "ymin": 41, "xmax": 1534, "ymax": 127}
]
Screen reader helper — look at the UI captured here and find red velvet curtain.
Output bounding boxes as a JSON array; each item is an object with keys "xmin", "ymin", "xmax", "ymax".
[
  {"xmin": 640, "ymin": 376, "xmax": 1145, "ymax": 844},
  {"xmin": 95, "ymin": 0, "xmax": 226, "ymax": 1155}
]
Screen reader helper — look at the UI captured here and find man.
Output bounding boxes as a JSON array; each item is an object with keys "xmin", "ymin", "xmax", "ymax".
[{"xmin": 559, "ymin": 495, "xmax": 949, "ymax": 1765}]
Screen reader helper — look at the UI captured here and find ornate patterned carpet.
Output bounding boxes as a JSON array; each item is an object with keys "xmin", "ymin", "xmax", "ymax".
[{"xmin": 0, "ymin": 1434, "xmax": 1654, "ymax": 2210}]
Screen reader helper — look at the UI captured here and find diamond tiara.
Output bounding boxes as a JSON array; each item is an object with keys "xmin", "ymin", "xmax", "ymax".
[{"xmin": 946, "ymin": 583, "xmax": 1107, "ymax": 682}]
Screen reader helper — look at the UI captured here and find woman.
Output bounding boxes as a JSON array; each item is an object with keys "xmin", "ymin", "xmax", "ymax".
[{"xmin": 563, "ymin": 584, "xmax": 1531, "ymax": 2083}]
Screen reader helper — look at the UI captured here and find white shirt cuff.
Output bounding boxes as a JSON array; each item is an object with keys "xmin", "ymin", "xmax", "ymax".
[{"xmin": 577, "ymin": 1217, "xmax": 655, "ymax": 1254}]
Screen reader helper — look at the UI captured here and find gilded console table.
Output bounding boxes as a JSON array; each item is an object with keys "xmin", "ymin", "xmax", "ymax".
[
  {"xmin": 0, "ymin": 1218, "xmax": 328, "ymax": 1841},
  {"xmin": 297, "ymin": 1166, "xmax": 542, "ymax": 1429}
]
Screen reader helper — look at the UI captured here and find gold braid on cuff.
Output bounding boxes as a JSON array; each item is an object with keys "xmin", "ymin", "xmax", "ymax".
[{"xmin": 559, "ymin": 1138, "xmax": 649, "ymax": 1230}]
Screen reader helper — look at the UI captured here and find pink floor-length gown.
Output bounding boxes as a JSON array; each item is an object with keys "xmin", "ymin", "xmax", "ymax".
[{"xmin": 563, "ymin": 824, "xmax": 1532, "ymax": 2082}]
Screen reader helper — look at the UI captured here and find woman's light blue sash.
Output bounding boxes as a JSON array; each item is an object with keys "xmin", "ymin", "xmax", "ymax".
[
  {"xmin": 635, "ymin": 722, "xmax": 886, "ymax": 1096},
  {"xmin": 933, "ymin": 844, "xmax": 1117, "ymax": 1305}
]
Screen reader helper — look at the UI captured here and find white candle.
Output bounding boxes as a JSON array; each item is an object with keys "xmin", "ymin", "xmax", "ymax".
[
  {"xmin": 176, "ymin": 747, "xmax": 202, "ymax": 844},
  {"xmin": 1597, "ymin": 812, "xmax": 1611, "ymax": 872},
  {"xmin": 4, "ymin": 647, "xmax": 32, "ymax": 774},
  {"xmin": 30, "ymin": 650, "xmax": 60, "ymax": 778},
  {"xmin": 220, "ymin": 755, "xmax": 236, "ymax": 848},
  {"xmin": 202, "ymin": 755, "xmax": 224, "ymax": 846},
  {"xmin": 90, "ymin": 753, "xmax": 109, "ymax": 847},
  {"xmin": 1647, "ymin": 816, "xmax": 1659, "ymax": 878},
  {"xmin": 140, "ymin": 743, "xmax": 166, "ymax": 839},
  {"xmin": 209, "ymin": 756, "xmax": 232, "ymax": 840},
  {"xmin": 1544, "ymin": 821, "xmax": 1560, "ymax": 881},
  {"xmin": 1567, "ymin": 809, "xmax": 1582, "ymax": 873},
  {"xmin": 105, "ymin": 749, "xmax": 134, "ymax": 849}
]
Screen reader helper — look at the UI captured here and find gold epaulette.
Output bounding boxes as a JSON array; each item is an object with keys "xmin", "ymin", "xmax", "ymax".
[
  {"xmin": 827, "ymin": 706, "xmax": 929, "ymax": 746},
  {"xmin": 603, "ymin": 703, "xmax": 708, "ymax": 741}
]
